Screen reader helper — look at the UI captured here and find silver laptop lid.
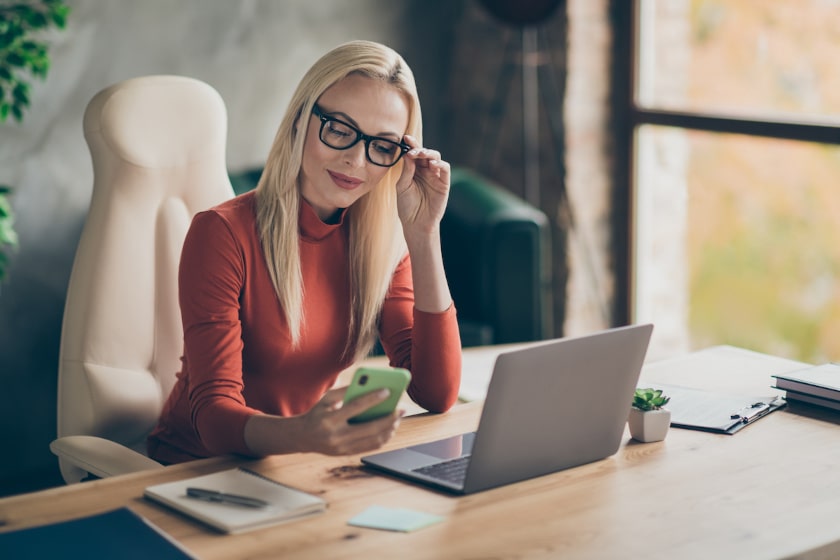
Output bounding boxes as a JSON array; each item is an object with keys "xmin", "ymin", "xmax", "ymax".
[{"xmin": 462, "ymin": 323, "xmax": 653, "ymax": 493}]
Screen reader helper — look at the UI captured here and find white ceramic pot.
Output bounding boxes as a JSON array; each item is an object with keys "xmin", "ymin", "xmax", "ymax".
[{"xmin": 628, "ymin": 407, "xmax": 671, "ymax": 443}]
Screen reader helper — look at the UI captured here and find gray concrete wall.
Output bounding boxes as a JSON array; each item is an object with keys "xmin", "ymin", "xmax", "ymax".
[{"xmin": 0, "ymin": 0, "xmax": 459, "ymax": 496}]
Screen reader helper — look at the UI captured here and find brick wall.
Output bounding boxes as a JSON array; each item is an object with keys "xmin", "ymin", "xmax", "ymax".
[
  {"xmin": 443, "ymin": 0, "xmax": 615, "ymax": 337},
  {"xmin": 564, "ymin": 0, "xmax": 614, "ymax": 335}
]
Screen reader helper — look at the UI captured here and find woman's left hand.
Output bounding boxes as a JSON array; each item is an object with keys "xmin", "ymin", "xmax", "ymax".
[{"xmin": 395, "ymin": 135, "xmax": 450, "ymax": 236}]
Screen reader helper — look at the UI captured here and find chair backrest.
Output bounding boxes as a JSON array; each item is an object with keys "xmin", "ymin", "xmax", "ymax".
[
  {"xmin": 441, "ymin": 168, "xmax": 553, "ymax": 346},
  {"xmin": 56, "ymin": 75, "xmax": 234, "ymax": 483}
]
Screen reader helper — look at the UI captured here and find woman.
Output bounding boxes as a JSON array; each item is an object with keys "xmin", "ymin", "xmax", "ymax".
[{"xmin": 147, "ymin": 40, "xmax": 462, "ymax": 464}]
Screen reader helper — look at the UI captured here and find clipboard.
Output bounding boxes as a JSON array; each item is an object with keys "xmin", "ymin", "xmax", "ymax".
[{"xmin": 648, "ymin": 383, "xmax": 786, "ymax": 435}]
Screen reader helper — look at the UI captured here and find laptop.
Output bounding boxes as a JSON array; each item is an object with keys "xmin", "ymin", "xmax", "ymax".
[{"xmin": 361, "ymin": 323, "xmax": 653, "ymax": 495}]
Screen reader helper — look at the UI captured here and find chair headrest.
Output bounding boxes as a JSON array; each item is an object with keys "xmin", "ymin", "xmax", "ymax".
[{"xmin": 84, "ymin": 75, "xmax": 228, "ymax": 170}]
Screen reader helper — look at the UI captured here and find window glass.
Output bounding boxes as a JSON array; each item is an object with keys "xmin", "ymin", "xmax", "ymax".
[
  {"xmin": 637, "ymin": 0, "xmax": 840, "ymax": 122},
  {"xmin": 635, "ymin": 125, "xmax": 840, "ymax": 362}
]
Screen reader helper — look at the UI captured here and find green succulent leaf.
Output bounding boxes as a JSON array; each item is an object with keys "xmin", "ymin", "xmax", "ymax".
[{"xmin": 633, "ymin": 387, "xmax": 671, "ymax": 411}]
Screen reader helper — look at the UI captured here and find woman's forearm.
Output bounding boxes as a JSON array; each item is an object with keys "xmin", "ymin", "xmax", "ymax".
[
  {"xmin": 404, "ymin": 228, "xmax": 452, "ymax": 313},
  {"xmin": 243, "ymin": 413, "xmax": 304, "ymax": 456}
]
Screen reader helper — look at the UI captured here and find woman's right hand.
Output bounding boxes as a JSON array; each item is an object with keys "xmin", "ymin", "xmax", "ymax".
[
  {"xmin": 244, "ymin": 386, "xmax": 404, "ymax": 457},
  {"xmin": 295, "ymin": 387, "xmax": 404, "ymax": 456}
]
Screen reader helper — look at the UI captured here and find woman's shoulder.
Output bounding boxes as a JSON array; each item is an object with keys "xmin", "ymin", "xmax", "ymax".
[
  {"xmin": 194, "ymin": 191, "xmax": 257, "ymax": 232},
  {"xmin": 208, "ymin": 190, "xmax": 256, "ymax": 217}
]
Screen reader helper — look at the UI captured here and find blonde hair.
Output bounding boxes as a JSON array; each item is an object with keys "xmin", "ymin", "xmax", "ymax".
[{"xmin": 255, "ymin": 40, "xmax": 421, "ymax": 362}]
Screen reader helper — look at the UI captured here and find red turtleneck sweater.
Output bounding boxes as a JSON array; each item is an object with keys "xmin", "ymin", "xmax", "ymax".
[{"xmin": 147, "ymin": 191, "xmax": 462, "ymax": 464}]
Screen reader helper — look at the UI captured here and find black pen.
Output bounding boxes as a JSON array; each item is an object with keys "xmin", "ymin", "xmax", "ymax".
[{"xmin": 186, "ymin": 487, "xmax": 269, "ymax": 508}]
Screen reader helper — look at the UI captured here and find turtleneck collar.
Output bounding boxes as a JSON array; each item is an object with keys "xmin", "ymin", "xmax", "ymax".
[{"xmin": 298, "ymin": 198, "xmax": 348, "ymax": 241}]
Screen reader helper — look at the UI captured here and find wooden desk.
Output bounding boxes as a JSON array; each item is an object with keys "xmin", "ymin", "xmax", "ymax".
[{"xmin": 3, "ymin": 345, "xmax": 840, "ymax": 559}]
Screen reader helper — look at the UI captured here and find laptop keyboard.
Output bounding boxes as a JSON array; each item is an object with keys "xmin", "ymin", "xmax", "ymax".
[{"xmin": 412, "ymin": 455, "xmax": 471, "ymax": 485}]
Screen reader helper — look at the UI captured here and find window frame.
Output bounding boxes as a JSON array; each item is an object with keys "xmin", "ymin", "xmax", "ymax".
[{"xmin": 612, "ymin": 0, "xmax": 840, "ymax": 326}]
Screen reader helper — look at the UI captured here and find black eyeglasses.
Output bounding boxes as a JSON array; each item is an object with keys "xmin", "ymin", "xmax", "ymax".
[{"xmin": 311, "ymin": 104, "xmax": 410, "ymax": 168}]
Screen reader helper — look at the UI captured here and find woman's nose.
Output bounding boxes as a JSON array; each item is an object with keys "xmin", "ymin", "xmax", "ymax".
[{"xmin": 343, "ymin": 141, "xmax": 367, "ymax": 167}]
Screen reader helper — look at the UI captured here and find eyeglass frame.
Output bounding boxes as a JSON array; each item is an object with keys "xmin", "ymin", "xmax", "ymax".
[{"xmin": 311, "ymin": 104, "xmax": 410, "ymax": 168}]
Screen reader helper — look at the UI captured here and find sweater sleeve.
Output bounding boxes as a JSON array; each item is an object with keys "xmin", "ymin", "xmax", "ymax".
[
  {"xmin": 378, "ymin": 254, "xmax": 462, "ymax": 412},
  {"xmin": 178, "ymin": 211, "xmax": 260, "ymax": 456}
]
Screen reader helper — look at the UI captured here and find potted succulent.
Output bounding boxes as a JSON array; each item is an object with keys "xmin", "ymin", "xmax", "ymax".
[{"xmin": 628, "ymin": 387, "xmax": 671, "ymax": 443}]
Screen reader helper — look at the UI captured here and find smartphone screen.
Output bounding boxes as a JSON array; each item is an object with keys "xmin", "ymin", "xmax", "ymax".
[{"xmin": 343, "ymin": 366, "xmax": 411, "ymax": 423}]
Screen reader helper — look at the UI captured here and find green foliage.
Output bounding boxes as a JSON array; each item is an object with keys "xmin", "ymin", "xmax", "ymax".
[
  {"xmin": 688, "ymin": 182, "xmax": 839, "ymax": 363},
  {"xmin": 0, "ymin": 0, "xmax": 69, "ymax": 123},
  {"xmin": 0, "ymin": 0, "xmax": 70, "ymax": 283},
  {"xmin": 0, "ymin": 184, "xmax": 17, "ymax": 284},
  {"xmin": 632, "ymin": 388, "xmax": 670, "ymax": 412}
]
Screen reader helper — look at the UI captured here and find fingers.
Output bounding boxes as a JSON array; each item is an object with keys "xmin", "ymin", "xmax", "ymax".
[
  {"xmin": 318, "ymin": 386, "xmax": 349, "ymax": 411},
  {"xmin": 403, "ymin": 135, "xmax": 442, "ymax": 166},
  {"xmin": 403, "ymin": 134, "xmax": 420, "ymax": 150},
  {"xmin": 304, "ymin": 385, "xmax": 407, "ymax": 456},
  {"xmin": 405, "ymin": 145, "xmax": 441, "ymax": 165},
  {"xmin": 337, "ymin": 411, "xmax": 405, "ymax": 455},
  {"xmin": 397, "ymin": 135, "xmax": 450, "ymax": 191},
  {"xmin": 338, "ymin": 388, "xmax": 391, "ymax": 421},
  {"xmin": 314, "ymin": 409, "xmax": 403, "ymax": 456},
  {"xmin": 315, "ymin": 387, "xmax": 405, "ymax": 455},
  {"xmin": 429, "ymin": 158, "xmax": 450, "ymax": 185}
]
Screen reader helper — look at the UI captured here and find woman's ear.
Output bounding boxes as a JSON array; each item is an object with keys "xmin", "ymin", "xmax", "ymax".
[{"xmin": 291, "ymin": 106, "xmax": 307, "ymax": 137}]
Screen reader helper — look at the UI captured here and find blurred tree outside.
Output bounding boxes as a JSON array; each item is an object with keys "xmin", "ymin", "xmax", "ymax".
[
  {"xmin": 0, "ymin": 0, "xmax": 70, "ymax": 284},
  {"xmin": 636, "ymin": 0, "xmax": 840, "ymax": 362}
]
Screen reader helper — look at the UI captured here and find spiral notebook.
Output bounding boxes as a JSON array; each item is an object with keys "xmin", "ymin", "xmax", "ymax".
[{"xmin": 144, "ymin": 467, "xmax": 326, "ymax": 534}]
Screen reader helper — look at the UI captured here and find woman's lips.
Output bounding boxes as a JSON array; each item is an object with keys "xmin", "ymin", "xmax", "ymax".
[{"xmin": 328, "ymin": 170, "xmax": 363, "ymax": 190}]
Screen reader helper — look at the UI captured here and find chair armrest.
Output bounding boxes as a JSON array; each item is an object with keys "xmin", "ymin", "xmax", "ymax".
[{"xmin": 50, "ymin": 435, "xmax": 165, "ymax": 480}]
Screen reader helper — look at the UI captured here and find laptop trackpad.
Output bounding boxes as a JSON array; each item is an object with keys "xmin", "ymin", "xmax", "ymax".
[{"xmin": 409, "ymin": 432, "xmax": 475, "ymax": 460}]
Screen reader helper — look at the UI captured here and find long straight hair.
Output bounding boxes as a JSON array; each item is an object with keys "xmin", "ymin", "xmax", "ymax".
[{"xmin": 255, "ymin": 40, "xmax": 422, "ymax": 362}]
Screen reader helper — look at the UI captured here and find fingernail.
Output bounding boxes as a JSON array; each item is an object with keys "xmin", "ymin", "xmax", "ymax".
[{"xmin": 377, "ymin": 388, "xmax": 391, "ymax": 398}]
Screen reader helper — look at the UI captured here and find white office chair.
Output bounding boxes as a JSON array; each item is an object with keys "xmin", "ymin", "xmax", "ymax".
[{"xmin": 50, "ymin": 75, "xmax": 234, "ymax": 483}]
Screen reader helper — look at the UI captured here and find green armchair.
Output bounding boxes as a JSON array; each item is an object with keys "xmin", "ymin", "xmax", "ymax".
[
  {"xmin": 228, "ymin": 166, "xmax": 553, "ymax": 348},
  {"xmin": 442, "ymin": 168, "xmax": 553, "ymax": 346}
]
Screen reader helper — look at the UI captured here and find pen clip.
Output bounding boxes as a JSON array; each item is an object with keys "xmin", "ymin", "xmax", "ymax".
[{"xmin": 731, "ymin": 401, "xmax": 772, "ymax": 424}]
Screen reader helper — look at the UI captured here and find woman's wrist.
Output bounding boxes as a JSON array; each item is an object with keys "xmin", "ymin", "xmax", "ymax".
[
  {"xmin": 402, "ymin": 222, "xmax": 441, "ymax": 246},
  {"xmin": 404, "ymin": 230, "xmax": 452, "ymax": 313},
  {"xmin": 244, "ymin": 412, "xmax": 305, "ymax": 456}
]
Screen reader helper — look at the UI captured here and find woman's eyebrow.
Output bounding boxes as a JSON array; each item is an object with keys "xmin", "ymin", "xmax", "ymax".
[{"xmin": 320, "ymin": 107, "xmax": 402, "ymax": 140}]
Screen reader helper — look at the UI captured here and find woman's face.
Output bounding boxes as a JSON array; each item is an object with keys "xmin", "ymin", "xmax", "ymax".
[{"xmin": 299, "ymin": 74, "xmax": 410, "ymax": 222}]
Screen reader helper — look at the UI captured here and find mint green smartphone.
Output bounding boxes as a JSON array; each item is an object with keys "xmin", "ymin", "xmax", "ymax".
[{"xmin": 343, "ymin": 366, "xmax": 411, "ymax": 423}]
